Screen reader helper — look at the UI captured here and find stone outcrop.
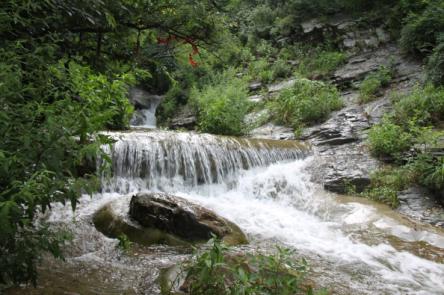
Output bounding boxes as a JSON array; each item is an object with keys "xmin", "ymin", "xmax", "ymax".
[
  {"xmin": 129, "ymin": 192, "xmax": 248, "ymax": 245},
  {"xmin": 93, "ymin": 202, "xmax": 188, "ymax": 246},
  {"xmin": 397, "ymin": 187, "xmax": 444, "ymax": 227},
  {"xmin": 169, "ymin": 105, "xmax": 197, "ymax": 130}
]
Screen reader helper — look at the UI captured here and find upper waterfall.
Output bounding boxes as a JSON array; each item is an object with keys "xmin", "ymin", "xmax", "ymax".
[
  {"xmin": 129, "ymin": 87, "xmax": 163, "ymax": 128},
  {"xmin": 100, "ymin": 130, "xmax": 309, "ymax": 193}
]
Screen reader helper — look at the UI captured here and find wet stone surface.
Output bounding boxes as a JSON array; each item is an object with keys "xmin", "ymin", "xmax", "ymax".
[{"xmin": 397, "ymin": 187, "xmax": 444, "ymax": 227}]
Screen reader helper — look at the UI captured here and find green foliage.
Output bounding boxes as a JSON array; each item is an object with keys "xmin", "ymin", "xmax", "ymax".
[
  {"xmin": 181, "ymin": 238, "xmax": 322, "ymax": 295},
  {"xmin": 409, "ymin": 155, "xmax": 444, "ymax": 193},
  {"xmin": 192, "ymin": 69, "xmax": 250, "ymax": 136},
  {"xmin": 392, "ymin": 85, "xmax": 444, "ymax": 125},
  {"xmin": 117, "ymin": 234, "xmax": 133, "ymax": 253},
  {"xmin": 156, "ymin": 82, "xmax": 187, "ymax": 125},
  {"xmin": 298, "ymin": 50, "xmax": 347, "ymax": 79},
  {"xmin": 362, "ymin": 186, "xmax": 400, "ymax": 208},
  {"xmin": 361, "ymin": 166, "xmax": 414, "ymax": 207},
  {"xmin": 359, "ymin": 66, "xmax": 393, "ymax": 103},
  {"xmin": 399, "ymin": 1, "xmax": 444, "ymax": 57},
  {"xmin": 0, "ymin": 0, "xmax": 225, "ymax": 286},
  {"xmin": 270, "ymin": 78, "xmax": 343, "ymax": 128},
  {"xmin": 367, "ymin": 84, "xmax": 444, "ymax": 204},
  {"xmin": 368, "ymin": 118, "xmax": 413, "ymax": 159},
  {"xmin": 426, "ymin": 35, "xmax": 444, "ymax": 86}
]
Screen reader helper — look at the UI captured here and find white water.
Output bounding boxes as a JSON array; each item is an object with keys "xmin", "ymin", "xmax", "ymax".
[
  {"xmin": 129, "ymin": 91, "xmax": 162, "ymax": 128},
  {"xmin": 42, "ymin": 131, "xmax": 444, "ymax": 294}
]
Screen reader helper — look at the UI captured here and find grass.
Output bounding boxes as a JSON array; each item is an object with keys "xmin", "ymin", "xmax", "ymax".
[
  {"xmin": 358, "ymin": 66, "xmax": 393, "ymax": 103},
  {"xmin": 269, "ymin": 78, "xmax": 343, "ymax": 129},
  {"xmin": 298, "ymin": 50, "xmax": 347, "ymax": 79},
  {"xmin": 166, "ymin": 238, "xmax": 328, "ymax": 295}
]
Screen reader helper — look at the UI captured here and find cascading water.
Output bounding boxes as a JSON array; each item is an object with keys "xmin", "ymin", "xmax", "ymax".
[
  {"xmin": 8, "ymin": 130, "xmax": 444, "ymax": 294},
  {"xmin": 100, "ymin": 130, "xmax": 308, "ymax": 192},
  {"xmin": 129, "ymin": 88, "xmax": 162, "ymax": 128}
]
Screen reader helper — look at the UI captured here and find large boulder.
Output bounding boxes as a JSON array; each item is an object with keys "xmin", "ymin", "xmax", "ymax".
[
  {"xmin": 93, "ymin": 202, "xmax": 187, "ymax": 247},
  {"xmin": 129, "ymin": 193, "xmax": 248, "ymax": 245}
]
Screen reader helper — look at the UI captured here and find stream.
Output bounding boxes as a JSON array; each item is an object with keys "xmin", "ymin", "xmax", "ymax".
[{"xmin": 7, "ymin": 125, "xmax": 444, "ymax": 294}]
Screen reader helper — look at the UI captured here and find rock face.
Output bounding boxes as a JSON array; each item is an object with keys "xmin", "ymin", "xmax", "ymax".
[
  {"xmin": 303, "ymin": 45, "xmax": 423, "ymax": 195},
  {"xmin": 397, "ymin": 187, "xmax": 444, "ymax": 227},
  {"xmin": 129, "ymin": 193, "xmax": 247, "ymax": 245},
  {"xmin": 169, "ymin": 105, "xmax": 197, "ymax": 130}
]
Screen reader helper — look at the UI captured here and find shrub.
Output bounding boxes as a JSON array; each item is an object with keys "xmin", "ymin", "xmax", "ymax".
[
  {"xmin": 298, "ymin": 50, "xmax": 347, "ymax": 79},
  {"xmin": 156, "ymin": 83, "xmax": 188, "ymax": 125},
  {"xmin": 359, "ymin": 66, "xmax": 393, "ymax": 103},
  {"xmin": 367, "ymin": 118, "xmax": 413, "ymax": 159},
  {"xmin": 426, "ymin": 36, "xmax": 444, "ymax": 86},
  {"xmin": 270, "ymin": 78, "xmax": 343, "ymax": 128},
  {"xmin": 271, "ymin": 59, "xmax": 293, "ymax": 81},
  {"xmin": 177, "ymin": 238, "xmax": 324, "ymax": 295},
  {"xmin": 400, "ymin": 1, "xmax": 444, "ymax": 57},
  {"xmin": 392, "ymin": 85, "xmax": 444, "ymax": 125},
  {"xmin": 363, "ymin": 166, "xmax": 414, "ymax": 207},
  {"xmin": 248, "ymin": 58, "xmax": 273, "ymax": 84},
  {"xmin": 409, "ymin": 155, "xmax": 444, "ymax": 194},
  {"xmin": 362, "ymin": 186, "xmax": 400, "ymax": 208},
  {"xmin": 191, "ymin": 69, "xmax": 250, "ymax": 136}
]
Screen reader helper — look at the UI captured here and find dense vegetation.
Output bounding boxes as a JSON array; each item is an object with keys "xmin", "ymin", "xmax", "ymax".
[
  {"xmin": 365, "ymin": 85, "xmax": 444, "ymax": 206},
  {"xmin": 0, "ymin": 0, "xmax": 224, "ymax": 286},
  {"xmin": 2, "ymin": 0, "xmax": 444, "ymax": 289},
  {"xmin": 171, "ymin": 238, "xmax": 327, "ymax": 295},
  {"xmin": 270, "ymin": 78, "xmax": 342, "ymax": 130}
]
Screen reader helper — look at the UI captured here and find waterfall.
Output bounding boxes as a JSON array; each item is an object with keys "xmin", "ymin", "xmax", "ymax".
[
  {"xmin": 34, "ymin": 129, "xmax": 444, "ymax": 294},
  {"xmin": 129, "ymin": 88, "xmax": 163, "ymax": 128},
  {"xmin": 100, "ymin": 130, "xmax": 309, "ymax": 193}
]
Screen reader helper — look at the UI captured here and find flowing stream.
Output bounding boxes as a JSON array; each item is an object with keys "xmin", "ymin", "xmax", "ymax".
[{"xmin": 7, "ymin": 130, "xmax": 444, "ymax": 294}]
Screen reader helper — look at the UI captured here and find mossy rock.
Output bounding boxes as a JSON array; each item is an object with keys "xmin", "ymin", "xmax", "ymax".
[
  {"xmin": 129, "ymin": 192, "xmax": 248, "ymax": 246},
  {"xmin": 93, "ymin": 204, "xmax": 189, "ymax": 247}
]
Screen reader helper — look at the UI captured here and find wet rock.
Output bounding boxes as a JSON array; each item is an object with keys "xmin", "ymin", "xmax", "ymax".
[
  {"xmin": 129, "ymin": 192, "xmax": 248, "ymax": 245},
  {"xmin": 376, "ymin": 27, "xmax": 390, "ymax": 43},
  {"xmin": 244, "ymin": 109, "xmax": 269, "ymax": 126},
  {"xmin": 249, "ymin": 81, "xmax": 263, "ymax": 92},
  {"xmin": 93, "ymin": 202, "xmax": 188, "ymax": 246},
  {"xmin": 301, "ymin": 19, "xmax": 324, "ymax": 34},
  {"xmin": 300, "ymin": 105, "xmax": 370, "ymax": 146},
  {"xmin": 248, "ymin": 123, "xmax": 295, "ymax": 140},
  {"xmin": 129, "ymin": 87, "xmax": 163, "ymax": 110},
  {"xmin": 397, "ymin": 187, "xmax": 444, "ymax": 227},
  {"xmin": 248, "ymin": 94, "xmax": 265, "ymax": 103},
  {"xmin": 170, "ymin": 105, "xmax": 197, "ymax": 130},
  {"xmin": 267, "ymin": 79, "xmax": 296, "ymax": 94},
  {"xmin": 311, "ymin": 143, "xmax": 380, "ymax": 194}
]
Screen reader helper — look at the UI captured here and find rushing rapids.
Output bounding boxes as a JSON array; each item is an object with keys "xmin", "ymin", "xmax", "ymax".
[
  {"xmin": 7, "ymin": 130, "xmax": 444, "ymax": 294},
  {"xmin": 100, "ymin": 130, "xmax": 309, "ymax": 193}
]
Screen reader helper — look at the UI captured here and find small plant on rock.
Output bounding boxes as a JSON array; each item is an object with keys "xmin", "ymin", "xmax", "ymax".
[
  {"xmin": 359, "ymin": 66, "xmax": 393, "ymax": 103},
  {"xmin": 270, "ymin": 78, "xmax": 342, "ymax": 130}
]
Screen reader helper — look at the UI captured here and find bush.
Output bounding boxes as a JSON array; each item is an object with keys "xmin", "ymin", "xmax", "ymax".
[
  {"xmin": 400, "ymin": 1, "xmax": 444, "ymax": 57},
  {"xmin": 271, "ymin": 59, "xmax": 293, "ymax": 81},
  {"xmin": 359, "ymin": 66, "xmax": 393, "ymax": 103},
  {"xmin": 156, "ymin": 83, "xmax": 187, "ymax": 125},
  {"xmin": 361, "ymin": 166, "xmax": 414, "ymax": 207},
  {"xmin": 409, "ymin": 155, "xmax": 444, "ymax": 194},
  {"xmin": 426, "ymin": 36, "xmax": 444, "ymax": 86},
  {"xmin": 367, "ymin": 118, "xmax": 413, "ymax": 159},
  {"xmin": 298, "ymin": 50, "xmax": 347, "ymax": 79},
  {"xmin": 192, "ymin": 69, "xmax": 250, "ymax": 136},
  {"xmin": 270, "ymin": 78, "xmax": 342, "ymax": 128},
  {"xmin": 362, "ymin": 186, "xmax": 399, "ymax": 208},
  {"xmin": 392, "ymin": 85, "xmax": 444, "ymax": 125},
  {"xmin": 176, "ymin": 238, "xmax": 324, "ymax": 295}
]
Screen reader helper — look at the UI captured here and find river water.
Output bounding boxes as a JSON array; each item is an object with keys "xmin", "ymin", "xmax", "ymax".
[{"xmin": 7, "ymin": 130, "xmax": 444, "ymax": 294}]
